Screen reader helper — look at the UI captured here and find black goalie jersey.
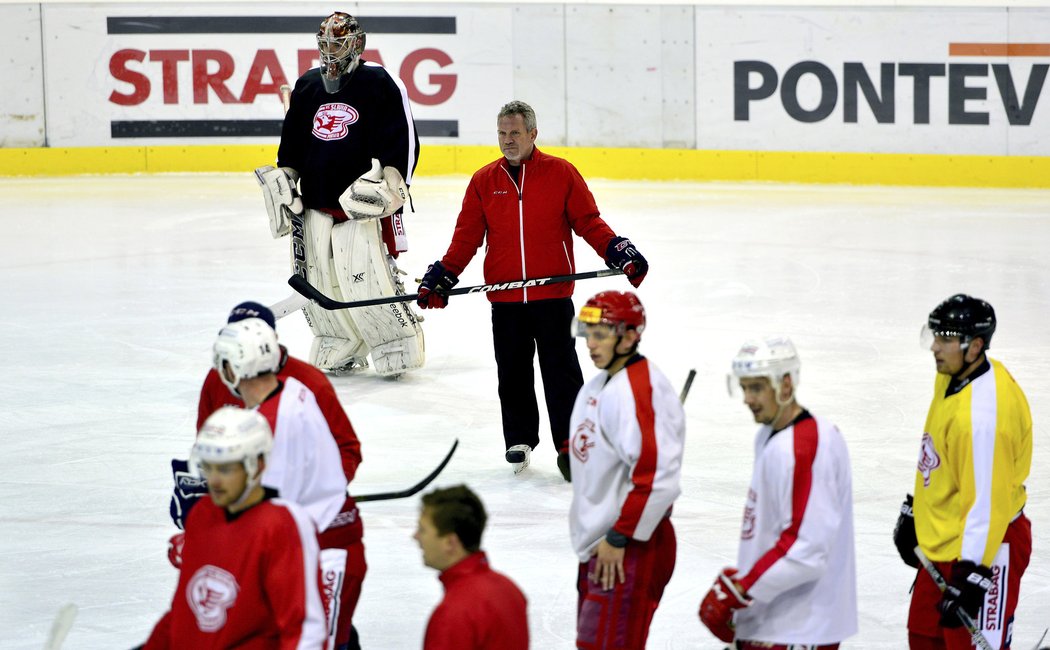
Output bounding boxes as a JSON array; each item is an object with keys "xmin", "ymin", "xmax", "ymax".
[{"xmin": 277, "ymin": 61, "xmax": 420, "ymax": 212}]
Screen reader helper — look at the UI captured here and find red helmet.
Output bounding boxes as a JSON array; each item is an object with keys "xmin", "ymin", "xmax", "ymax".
[{"xmin": 578, "ymin": 291, "xmax": 646, "ymax": 337}]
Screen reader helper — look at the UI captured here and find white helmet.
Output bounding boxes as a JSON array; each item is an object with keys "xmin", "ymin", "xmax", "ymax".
[
  {"xmin": 728, "ymin": 336, "xmax": 801, "ymax": 403},
  {"xmin": 193, "ymin": 406, "xmax": 273, "ymax": 492},
  {"xmin": 213, "ymin": 317, "xmax": 280, "ymax": 394}
]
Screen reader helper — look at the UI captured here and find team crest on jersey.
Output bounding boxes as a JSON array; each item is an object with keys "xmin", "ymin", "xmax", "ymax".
[
  {"xmin": 186, "ymin": 565, "xmax": 240, "ymax": 632},
  {"xmin": 312, "ymin": 103, "xmax": 359, "ymax": 141},
  {"xmin": 917, "ymin": 432, "xmax": 941, "ymax": 486},
  {"xmin": 571, "ymin": 420, "xmax": 597, "ymax": 462}
]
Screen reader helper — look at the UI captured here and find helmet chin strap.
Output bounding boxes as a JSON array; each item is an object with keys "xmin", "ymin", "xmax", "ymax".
[
  {"xmin": 602, "ymin": 335, "xmax": 634, "ymax": 371},
  {"xmin": 227, "ymin": 464, "xmax": 263, "ymax": 512}
]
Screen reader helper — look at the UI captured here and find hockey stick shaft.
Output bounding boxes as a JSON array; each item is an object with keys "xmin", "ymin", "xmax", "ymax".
[
  {"xmin": 912, "ymin": 546, "xmax": 994, "ymax": 650},
  {"xmin": 679, "ymin": 369, "xmax": 697, "ymax": 404},
  {"xmin": 351, "ymin": 439, "xmax": 458, "ymax": 502},
  {"xmin": 43, "ymin": 603, "xmax": 77, "ymax": 650},
  {"xmin": 269, "ymin": 293, "xmax": 310, "ymax": 320},
  {"xmin": 289, "ymin": 268, "xmax": 625, "ymax": 311}
]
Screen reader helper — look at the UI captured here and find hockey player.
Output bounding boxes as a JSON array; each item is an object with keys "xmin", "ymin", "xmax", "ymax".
[
  {"xmin": 894, "ymin": 294, "xmax": 1032, "ymax": 649},
  {"xmin": 567, "ymin": 291, "xmax": 684, "ymax": 649},
  {"xmin": 191, "ymin": 301, "xmax": 361, "ymax": 487},
  {"xmin": 416, "ymin": 100, "xmax": 648, "ymax": 480},
  {"xmin": 142, "ymin": 407, "xmax": 327, "ymax": 649},
  {"xmin": 699, "ymin": 336, "xmax": 857, "ymax": 649},
  {"xmin": 256, "ymin": 11, "xmax": 424, "ymax": 376},
  {"xmin": 413, "ymin": 485, "xmax": 528, "ymax": 650},
  {"xmin": 194, "ymin": 318, "xmax": 364, "ymax": 650}
]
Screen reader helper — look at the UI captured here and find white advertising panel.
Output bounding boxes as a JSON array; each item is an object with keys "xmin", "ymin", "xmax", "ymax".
[
  {"xmin": 41, "ymin": 3, "xmax": 513, "ymax": 146},
  {"xmin": 696, "ymin": 7, "xmax": 1050, "ymax": 154}
]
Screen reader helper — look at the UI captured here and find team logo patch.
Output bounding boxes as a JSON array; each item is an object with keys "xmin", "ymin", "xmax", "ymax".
[
  {"xmin": 571, "ymin": 420, "xmax": 597, "ymax": 462},
  {"xmin": 313, "ymin": 103, "xmax": 359, "ymax": 141},
  {"xmin": 917, "ymin": 432, "xmax": 941, "ymax": 487},
  {"xmin": 186, "ymin": 565, "xmax": 239, "ymax": 632}
]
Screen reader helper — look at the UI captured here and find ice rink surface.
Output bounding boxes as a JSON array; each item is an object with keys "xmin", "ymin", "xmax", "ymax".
[{"xmin": 1, "ymin": 173, "xmax": 1048, "ymax": 649}]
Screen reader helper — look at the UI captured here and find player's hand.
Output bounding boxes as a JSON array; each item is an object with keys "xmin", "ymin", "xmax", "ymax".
[
  {"xmin": 604, "ymin": 236, "xmax": 648, "ymax": 287},
  {"xmin": 893, "ymin": 494, "xmax": 920, "ymax": 568},
  {"xmin": 416, "ymin": 261, "xmax": 459, "ymax": 309},
  {"xmin": 938, "ymin": 561, "xmax": 993, "ymax": 627},
  {"xmin": 592, "ymin": 539, "xmax": 626, "ymax": 591},
  {"xmin": 699, "ymin": 567, "xmax": 751, "ymax": 642},
  {"xmin": 169, "ymin": 458, "xmax": 207, "ymax": 530}
]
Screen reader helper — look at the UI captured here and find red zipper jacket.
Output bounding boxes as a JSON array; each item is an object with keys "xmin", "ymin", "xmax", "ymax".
[{"xmin": 440, "ymin": 147, "xmax": 616, "ymax": 303}]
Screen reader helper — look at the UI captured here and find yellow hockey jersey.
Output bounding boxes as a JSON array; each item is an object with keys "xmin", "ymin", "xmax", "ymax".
[{"xmin": 913, "ymin": 358, "xmax": 1032, "ymax": 565}]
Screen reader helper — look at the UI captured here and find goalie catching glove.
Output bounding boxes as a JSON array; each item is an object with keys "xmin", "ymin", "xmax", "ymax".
[
  {"xmin": 339, "ymin": 158, "xmax": 409, "ymax": 221},
  {"xmin": 255, "ymin": 165, "xmax": 303, "ymax": 238},
  {"xmin": 699, "ymin": 567, "xmax": 751, "ymax": 643}
]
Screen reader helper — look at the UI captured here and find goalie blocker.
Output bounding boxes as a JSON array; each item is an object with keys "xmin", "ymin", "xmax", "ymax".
[{"xmin": 256, "ymin": 161, "xmax": 424, "ymax": 376}]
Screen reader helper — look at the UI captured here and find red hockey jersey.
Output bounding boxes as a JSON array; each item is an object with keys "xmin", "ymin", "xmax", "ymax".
[{"xmin": 144, "ymin": 497, "xmax": 327, "ymax": 650}]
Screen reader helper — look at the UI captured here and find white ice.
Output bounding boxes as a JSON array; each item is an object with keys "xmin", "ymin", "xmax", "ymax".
[{"xmin": 1, "ymin": 173, "xmax": 1048, "ymax": 649}]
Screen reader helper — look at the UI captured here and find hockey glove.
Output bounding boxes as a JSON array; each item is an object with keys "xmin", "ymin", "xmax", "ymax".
[
  {"xmin": 938, "ymin": 561, "xmax": 993, "ymax": 628},
  {"xmin": 604, "ymin": 236, "xmax": 649, "ymax": 288},
  {"xmin": 169, "ymin": 458, "xmax": 207, "ymax": 530},
  {"xmin": 167, "ymin": 532, "xmax": 185, "ymax": 569},
  {"xmin": 699, "ymin": 567, "xmax": 751, "ymax": 643},
  {"xmin": 893, "ymin": 494, "xmax": 920, "ymax": 568},
  {"xmin": 255, "ymin": 165, "xmax": 302, "ymax": 238},
  {"xmin": 416, "ymin": 261, "xmax": 459, "ymax": 309},
  {"xmin": 339, "ymin": 158, "xmax": 409, "ymax": 220}
]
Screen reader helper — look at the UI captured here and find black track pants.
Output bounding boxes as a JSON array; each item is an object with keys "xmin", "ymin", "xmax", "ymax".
[{"xmin": 491, "ymin": 298, "xmax": 585, "ymax": 453}]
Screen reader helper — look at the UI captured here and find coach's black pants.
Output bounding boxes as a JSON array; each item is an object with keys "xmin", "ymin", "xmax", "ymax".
[{"xmin": 491, "ymin": 298, "xmax": 584, "ymax": 454}]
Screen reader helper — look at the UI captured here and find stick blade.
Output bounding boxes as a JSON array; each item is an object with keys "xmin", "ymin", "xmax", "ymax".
[{"xmin": 43, "ymin": 603, "xmax": 78, "ymax": 650}]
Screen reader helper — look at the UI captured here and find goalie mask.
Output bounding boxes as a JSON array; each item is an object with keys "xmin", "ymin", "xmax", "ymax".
[
  {"xmin": 317, "ymin": 12, "xmax": 366, "ymax": 94},
  {"xmin": 728, "ymin": 336, "xmax": 800, "ymax": 404},
  {"xmin": 213, "ymin": 317, "xmax": 281, "ymax": 395},
  {"xmin": 193, "ymin": 406, "xmax": 273, "ymax": 508}
]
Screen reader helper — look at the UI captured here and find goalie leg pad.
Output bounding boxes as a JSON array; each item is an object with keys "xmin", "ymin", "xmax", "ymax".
[
  {"xmin": 297, "ymin": 210, "xmax": 369, "ymax": 370},
  {"xmin": 331, "ymin": 219, "xmax": 425, "ymax": 376}
]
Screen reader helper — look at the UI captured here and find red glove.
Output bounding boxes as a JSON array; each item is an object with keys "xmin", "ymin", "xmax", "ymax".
[
  {"xmin": 167, "ymin": 532, "xmax": 185, "ymax": 569},
  {"xmin": 699, "ymin": 567, "xmax": 751, "ymax": 642}
]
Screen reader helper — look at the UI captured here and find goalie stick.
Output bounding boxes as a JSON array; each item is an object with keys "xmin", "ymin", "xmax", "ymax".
[
  {"xmin": 351, "ymin": 438, "xmax": 458, "ymax": 502},
  {"xmin": 290, "ymin": 268, "xmax": 625, "ymax": 311},
  {"xmin": 912, "ymin": 546, "xmax": 994, "ymax": 650}
]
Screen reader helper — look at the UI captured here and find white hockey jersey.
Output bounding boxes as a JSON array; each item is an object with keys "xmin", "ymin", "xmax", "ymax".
[
  {"xmin": 257, "ymin": 377, "xmax": 347, "ymax": 533},
  {"xmin": 568, "ymin": 357, "xmax": 685, "ymax": 562},
  {"xmin": 733, "ymin": 412, "xmax": 858, "ymax": 645}
]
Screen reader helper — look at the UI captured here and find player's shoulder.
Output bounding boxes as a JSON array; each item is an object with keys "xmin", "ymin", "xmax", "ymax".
[
  {"xmin": 282, "ymin": 355, "xmax": 335, "ymax": 390},
  {"xmin": 359, "ymin": 60, "xmax": 400, "ymax": 85}
]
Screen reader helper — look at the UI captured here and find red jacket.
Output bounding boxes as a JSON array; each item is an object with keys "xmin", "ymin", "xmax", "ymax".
[
  {"xmin": 198, "ymin": 347, "xmax": 362, "ymax": 482},
  {"xmin": 424, "ymin": 552, "xmax": 528, "ymax": 650},
  {"xmin": 441, "ymin": 147, "xmax": 616, "ymax": 303}
]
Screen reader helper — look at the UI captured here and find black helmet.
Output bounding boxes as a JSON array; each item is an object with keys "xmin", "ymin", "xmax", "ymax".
[{"xmin": 928, "ymin": 294, "xmax": 996, "ymax": 349}]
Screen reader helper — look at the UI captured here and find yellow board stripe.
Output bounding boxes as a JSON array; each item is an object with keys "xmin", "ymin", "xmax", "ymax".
[{"xmin": 1, "ymin": 144, "xmax": 1048, "ymax": 188}]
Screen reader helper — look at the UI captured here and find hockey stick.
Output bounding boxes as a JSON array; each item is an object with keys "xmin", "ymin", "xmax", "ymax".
[
  {"xmin": 679, "ymin": 368, "xmax": 697, "ymax": 404},
  {"xmin": 279, "ymin": 83, "xmax": 292, "ymax": 113},
  {"xmin": 269, "ymin": 293, "xmax": 310, "ymax": 320},
  {"xmin": 912, "ymin": 546, "xmax": 994, "ymax": 650},
  {"xmin": 290, "ymin": 268, "xmax": 625, "ymax": 311},
  {"xmin": 43, "ymin": 603, "xmax": 77, "ymax": 650},
  {"xmin": 351, "ymin": 439, "xmax": 458, "ymax": 502}
]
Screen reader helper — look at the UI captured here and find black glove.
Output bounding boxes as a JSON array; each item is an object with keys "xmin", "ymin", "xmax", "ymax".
[
  {"xmin": 170, "ymin": 458, "xmax": 207, "ymax": 530},
  {"xmin": 416, "ymin": 261, "xmax": 459, "ymax": 309},
  {"xmin": 893, "ymin": 494, "xmax": 920, "ymax": 568},
  {"xmin": 604, "ymin": 236, "xmax": 648, "ymax": 288},
  {"xmin": 938, "ymin": 560, "xmax": 993, "ymax": 628}
]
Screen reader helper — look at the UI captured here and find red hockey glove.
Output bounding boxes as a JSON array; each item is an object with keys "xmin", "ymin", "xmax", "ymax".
[
  {"xmin": 938, "ymin": 560, "xmax": 993, "ymax": 627},
  {"xmin": 699, "ymin": 567, "xmax": 751, "ymax": 642},
  {"xmin": 416, "ymin": 261, "xmax": 459, "ymax": 309},
  {"xmin": 167, "ymin": 532, "xmax": 185, "ymax": 569},
  {"xmin": 604, "ymin": 236, "xmax": 648, "ymax": 288}
]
